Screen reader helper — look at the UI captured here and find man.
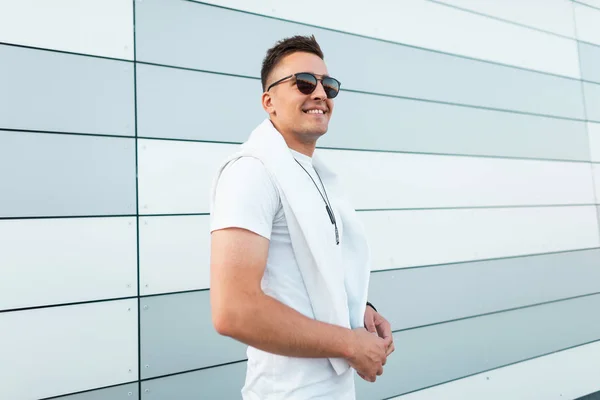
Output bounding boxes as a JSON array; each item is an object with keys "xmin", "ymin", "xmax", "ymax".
[{"xmin": 209, "ymin": 35, "xmax": 395, "ymax": 399}]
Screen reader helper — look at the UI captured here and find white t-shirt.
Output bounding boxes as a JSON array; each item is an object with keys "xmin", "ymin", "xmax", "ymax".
[{"xmin": 210, "ymin": 149, "xmax": 355, "ymax": 399}]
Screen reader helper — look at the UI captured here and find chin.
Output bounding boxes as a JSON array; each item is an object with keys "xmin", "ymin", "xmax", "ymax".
[
  {"xmin": 307, "ymin": 121, "xmax": 329, "ymax": 135},
  {"xmin": 304, "ymin": 126, "xmax": 328, "ymax": 138}
]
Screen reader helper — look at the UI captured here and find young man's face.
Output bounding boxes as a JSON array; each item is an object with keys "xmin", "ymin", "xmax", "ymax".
[{"xmin": 263, "ymin": 51, "xmax": 335, "ymax": 142}]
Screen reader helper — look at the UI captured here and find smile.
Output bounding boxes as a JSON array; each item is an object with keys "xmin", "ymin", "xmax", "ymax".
[{"xmin": 303, "ymin": 109, "xmax": 326, "ymax": 114}]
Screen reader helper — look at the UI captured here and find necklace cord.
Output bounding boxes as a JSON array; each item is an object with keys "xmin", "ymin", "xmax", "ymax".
[{"xmin": 294, "ymin": 158, "xmax": 340, "ymax": 245}]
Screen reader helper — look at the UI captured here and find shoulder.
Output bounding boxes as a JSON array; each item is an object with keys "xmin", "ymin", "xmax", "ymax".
[
  {"xmin": 218, "ymin": 157, "xmax": 276, "ymax": 192},
  {"xmin": 211, "ymin": 156, "xmax": 281, "ymax": 238},
  {"xmin": 214, "ymin": 156, "xmax": 281, "ymax": 208}
]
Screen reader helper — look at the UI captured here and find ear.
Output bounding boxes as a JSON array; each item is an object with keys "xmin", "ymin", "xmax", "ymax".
[{"xmin": 261, "ymin": 91, "xmax": 276, "ymax": 116}]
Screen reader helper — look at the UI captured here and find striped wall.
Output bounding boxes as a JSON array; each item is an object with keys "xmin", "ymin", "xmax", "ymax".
[{"xmin": 1, "ymin": 1, "xmax": 600, "ymax": 399}]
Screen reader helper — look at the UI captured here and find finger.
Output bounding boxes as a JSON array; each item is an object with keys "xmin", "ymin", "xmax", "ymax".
[
  {"xmin": 381, "ymin": 322, "xmax": 393, "ymax": 340},
  {"xmin": 383, "ymin": 335, "xmax": 393, "ymax": 348},
  {"xmin": 365, "ymin": 314, "xmax": 377, "ymax": 333},
  {"xmin": 361, "ymin": 373, "xmax": 375, "ymax": 383},
  {"xmin": 386, "ymin": 343, "xmax": 395, "ymax": 356}
]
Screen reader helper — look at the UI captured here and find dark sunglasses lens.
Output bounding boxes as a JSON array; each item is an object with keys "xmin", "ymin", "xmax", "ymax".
[
  {"xmin": 296, "ymin": 73, "xmax": 317, "ymax": 95},
  {"xmin": 322, "ymin": 77, "xmax": 340, "ymax": 99}
]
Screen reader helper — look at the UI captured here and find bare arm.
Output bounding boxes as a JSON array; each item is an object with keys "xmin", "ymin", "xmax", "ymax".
[{"xmin": 210, "ymin": 227, "xmax": 356, "ymax": 359}]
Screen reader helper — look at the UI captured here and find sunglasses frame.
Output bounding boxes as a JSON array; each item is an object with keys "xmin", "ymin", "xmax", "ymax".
[{"xmin": 266, "ymin": 72, "xmax": 341, "ymax": 98}]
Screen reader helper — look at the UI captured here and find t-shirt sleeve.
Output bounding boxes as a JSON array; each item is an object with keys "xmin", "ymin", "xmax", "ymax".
[{"xmin": 210, "ymin": 157, "xmax": 280, "ymax": 239}]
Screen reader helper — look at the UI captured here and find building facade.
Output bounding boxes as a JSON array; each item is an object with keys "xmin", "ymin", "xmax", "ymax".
[{"xmin": 1, "ymin": 0, "xmax": 600, "ymax": 399}]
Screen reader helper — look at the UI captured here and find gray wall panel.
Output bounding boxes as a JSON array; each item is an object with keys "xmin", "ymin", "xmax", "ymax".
[
  {"xmin": 368, "ymin": 249, "xmax": 600, "ymax": 331},
  {"xmin": 137, "ymin": 64, "xmax": 590, "ymax": 161},
  {"xmin": 135, "ymin": 0, "xmax": 585, "ymax": 119},
  {"xmin": 356, "ymin": 294, "xmax": 600, "ymax": 399},
  {"xmin": 0, "ymin": 131, "xmax": 136, "ymax": 217},
  {"xmin": 140, "ymin": 291, "xmax": 247, "ymax": 379},
  {"xmin": 324, "ymin": 90, "xmax": 590, "ymax": 161},
  {"xmin": 578, "ymin": 389, "xmax": 600, "ymax": 400},
  {"xmin": 322, "ymin": 33, "xmax": 584, "ymax": 121},
  {"xmin": 136, "ymin": 64, "xmax": 264, "ymax": 142},
  {"xmin": 57, "ymin": 384, "xmax": 139, "ymax": 400},
  {"xmin": 135, "ymin": 0, "xmax": 298, "ymax": 77},
  {"xmin": 579, "ymin": 42, "xmax": 600, "ymax": 84},
  {"xmin": 584, "ymin": 82, "xmax": 600, "ymax": 121},
  {"xmin": 0, "ymin": 45, "xmax": 134, "ymax": 135},
  {"xmin": 141, "ymin": 362, "xmax": 246, "ymax": 400}
]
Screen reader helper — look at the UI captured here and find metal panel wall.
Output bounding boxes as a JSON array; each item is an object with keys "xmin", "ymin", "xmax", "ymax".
[{"xmin": 1, "ymin": 0, "xmax": 599, "ymax": 399}]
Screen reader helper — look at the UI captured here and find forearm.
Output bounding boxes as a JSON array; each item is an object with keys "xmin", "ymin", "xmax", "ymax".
[{"xmin": 214, "ymin": 292, "xmax": 354, "ymax": 360}]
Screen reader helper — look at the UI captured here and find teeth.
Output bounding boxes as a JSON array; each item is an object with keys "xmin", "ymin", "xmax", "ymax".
[{"xmin": 305, "ymin": 109, "xmax": 324, "ymax": 114}]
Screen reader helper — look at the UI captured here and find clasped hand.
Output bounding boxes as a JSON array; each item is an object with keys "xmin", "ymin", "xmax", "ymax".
[{"xmin": 347, "ymin": 306, "xmax": 395, "ymax": 383}]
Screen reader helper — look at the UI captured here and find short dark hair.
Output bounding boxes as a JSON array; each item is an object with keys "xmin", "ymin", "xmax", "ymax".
[{"xmin": 260, "ymin": 35, "xmax": 324, "ymax": 92}]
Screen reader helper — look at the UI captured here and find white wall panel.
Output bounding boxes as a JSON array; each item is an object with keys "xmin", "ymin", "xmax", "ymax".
[
  {"xmin": 574, "ymin": 2, "xmax": 600, "ymax": 45},
  {"xmin": 393, "ymin": 340, "xmax": 600, "ymax": 400},
  {"xmin": 0, "ymin": 300, "xmax": 138, "ymax": 400},
  {"xmin": 433, "ymin": 0, "xmax": 576, "ymax": 38},
  {"xmin": 0, "ymin": 0, "xmax": 133, "ymax": 59},
  {"xmin": 593, "ymin": 164, "xmax": 600, "ymax": 202},
  {"xmin": 363, "ymin": 205, "xmax": 600, "ymax": 271},
  {"xmin": 0, "ymin": 217, "xmax": 137, "ymax": 311},
  {"xmin": 137, "ymin": 140, "xmax": 236, "ymax": 214},
  {"xmin": 139, "ymin": 215, "xmax": 211, "ymax": 295},
  {"xmin": 199, "ymin": 0, "xmax": 580, "ymax": 78},
  {"xmin": 323, "ymin": 150, "xmax": 595, "ymax": 210},
  {"xmin": 588, "ymin": 122, "xmax": 600, "ymax": 161},
  {"xmin": 138, "ymin": 141, "xmax": 597, "ymax": 214}
]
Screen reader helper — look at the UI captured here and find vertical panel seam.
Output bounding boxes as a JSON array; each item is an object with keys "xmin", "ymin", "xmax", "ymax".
[
  {"xmin": 573, "ymin": 4, "xmax": 600, "ymax": 244},
  {"xmin": 132, "ymin": 0, "xmax": 141, "ymax": 397}
]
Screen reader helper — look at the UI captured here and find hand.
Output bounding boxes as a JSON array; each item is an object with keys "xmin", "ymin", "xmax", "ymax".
[
  {"xmin": 364, "ymin": 305, "xmax": 395, "ymax": 358},
  {"xmin": 346, "ymin": 327, "xmax": 389, "ymax": 382}
]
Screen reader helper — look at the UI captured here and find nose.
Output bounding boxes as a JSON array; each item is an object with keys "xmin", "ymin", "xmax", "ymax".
[{"xmin": 311, "ymin": 79, "xmax": 328, "ymax": 101}]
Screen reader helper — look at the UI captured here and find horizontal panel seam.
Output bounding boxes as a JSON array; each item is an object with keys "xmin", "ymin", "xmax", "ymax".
[
  {"xmin": 0, "ymin": 214, "xmax": 136, "ymax": 220},
  {"xmin": 137, "ymin": 60, "xmax": 595, "ymax": 122},
  {"xmin": 578, "ymin": 39, "xmax": 600, "ymax": 50},
  {"xmin": 3, "ymin": 205, "xmax": 600, "ymax": 221},
  {"xmin": 1, "ymin": 18, "xmax": 597, "ymax": 88},
  {"xmin": 0, "ymin": 14, "xmax": 588, "ymax": 86},
  {"xmin": 140, "ymin": 288, "xmax": 209, "ymax": 299},
  {"xmin": 356, "ymin": 204, "xmax": 599, "ymax": 212},
  {"xmin": 33, "ymin": 331, "xmax": 600, "ymax": 399},
  {"xmin": 10, "ymin": 129, "xmax": 594, "ymax": 165},
  {"xmin": 372, "ymin": 247, "xmax": 600, "ymax": 273},
  {"xmin": 342, "ymin": 87, "xmax": 593, "ymax": 122},
  {"xmin": 39, "ymin": 380, "xmax": 139, "ymax": 400},
  {"xmin": 0, "ymin": 41, "xmax": 133, "ymax": 63},
  {"xmin": 2, "ymin": 40, "xmax": 598, "ymax": 90},
  {"xmin": 4, "ymin": 249, "xmax": 597, "ymax": 312},
  {"xmin": 381, "ymin": 338, "xmax": 600, "ymax": 400},
  {"xmin": 573, "ymin": 0, "xmax": 600, "ymax": 11},
  {"xmin": 583, "ymin": 79, "xmax": 600, "ymax": 88},
  {"xmin": 427, "ymin": 0, "xmax": 576, "ymax": 41},
  {"xmin": 391, "ymin": 290, "xmax": 600, "ymax": 334},
  {"xmin": 139, "ymin": 213, "xmax": 210, "ymax": 217},
  {"xmin": 0, "ymin": 128, "xmax": 133, "ymax": 139},
  {"xmin": 137, "ymin": 135, "xmax": 595, "ymax": 164},
  {"xmin": 0, "ymin": 295, "xmax": 137, "ymax": 314},
  {"xmin": 182, "ymin": 0, "xmax": 583, "ymax": 82},
  {"xmin": 140, "ymin": 358, "xmax": 247, "ymax": 382}
]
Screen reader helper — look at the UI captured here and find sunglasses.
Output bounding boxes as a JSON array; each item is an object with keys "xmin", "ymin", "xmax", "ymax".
[{"xmin": 267, "ymin": 72, "xmax": 341, "ymax": 99}]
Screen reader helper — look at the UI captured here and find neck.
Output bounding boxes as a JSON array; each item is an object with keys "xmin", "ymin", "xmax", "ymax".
[{"xmin": 269, "ymin": 119, "xmax": 317, "ymax": 157}]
